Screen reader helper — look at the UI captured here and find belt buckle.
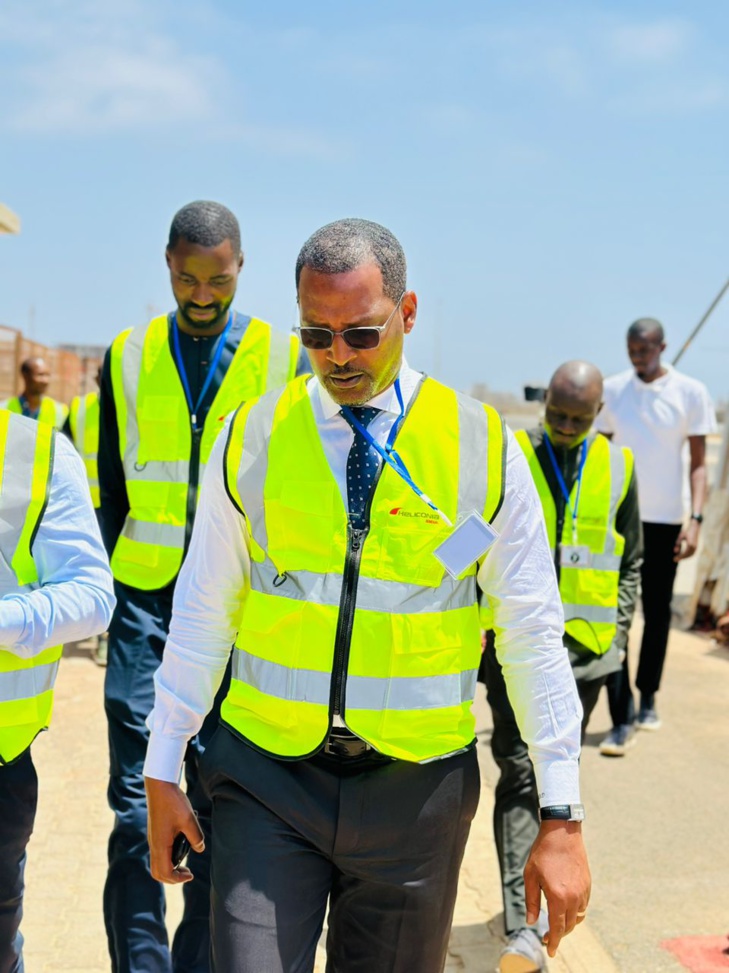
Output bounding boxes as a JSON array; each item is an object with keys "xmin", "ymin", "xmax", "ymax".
[{"xmin": 324, "ymin": 732, "xmax": 370, "ymax": 758}]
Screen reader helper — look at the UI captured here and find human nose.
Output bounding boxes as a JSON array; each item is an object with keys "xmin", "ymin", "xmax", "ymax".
[
  {"xmin": 326, "ymin": 332, "xmax": 357, "ymax": 366},
  {"xmin": 191, "ymin": 282, "xmax": 213, "ymax": 306}
]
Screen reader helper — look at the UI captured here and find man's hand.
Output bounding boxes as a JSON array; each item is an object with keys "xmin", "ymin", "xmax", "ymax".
[
  {"xmin": 524, "ymin": 820, "xmax": 591, "ymax": 958},
  {"xmin": 145, "ymin": 777, "xmax": 205, "ymax": 885},
  {"xmin": 674, "ymin": 519, "xmax": 700, "ymax": 561}
]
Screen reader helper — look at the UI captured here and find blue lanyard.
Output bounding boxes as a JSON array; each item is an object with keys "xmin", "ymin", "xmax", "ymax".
[
  {"xmin": 340, "ymin": 378, "xmax": 453, "ymax": 527},
  {"xmin": 544, "ymin": 435, "xmax": 587, "ymax": 540},
  {"xmin": 171, "ymin": 312, "xmax": 233, "ymax": 430}
]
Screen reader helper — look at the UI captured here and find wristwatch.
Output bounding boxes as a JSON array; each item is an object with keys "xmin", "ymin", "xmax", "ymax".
[
  {"xmin": 539, "ymin": 803, "xmax": 585, "ymax": 823},
  {"xmin": 690, "ymin": 512, "xmax": 704, "ymax": 524}
]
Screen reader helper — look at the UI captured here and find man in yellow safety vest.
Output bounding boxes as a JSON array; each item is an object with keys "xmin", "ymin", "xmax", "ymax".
[
  {"xmin": 3, "ymin": 357, "xmax": 68, "ymax": 428},
  {"xmin": 0, "ymin": 410, "xmax": 114, "ymax": 971},
  {"xmin": 98, "ymin": 200, "xmax": 302, "ymax": 973},
  {"xmin": 65, "ymin": 367, "xmax": 107, "ymax": 665},
  {"xmin": 67, "ymin": 369, "xmax": 101, "ymax": 509},
  {"xmin": 480, "ymin": 360, "xmax": 642, "ymax": 972},
  {"xmin": 144, "ymin": 218, "xmax": 591, "ymax": 973}
]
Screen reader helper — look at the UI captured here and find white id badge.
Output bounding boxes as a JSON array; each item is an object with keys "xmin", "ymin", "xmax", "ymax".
[
  {"xmin": 560, "ymin": 545, "xmax": 592, "ymax": 568},
  {"xmin": 433, "ymin": 511, "xmax": 500, "ymax": 579}
]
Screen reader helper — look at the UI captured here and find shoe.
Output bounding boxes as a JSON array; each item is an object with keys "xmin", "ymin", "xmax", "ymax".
[
  {"xmin": 499, "ymin": 928, "xmax": 545, "ymax": 973},
  {"xmin": 92, "ymin": 634, "xmax": 108, "ymax": 667},
  {"xmin": 636, "ymin": 707, "xmax": 661, "ymax": 731},
  {"xmin": 599, "ymin": 724, "xmax": 637, "ymax": 757}
]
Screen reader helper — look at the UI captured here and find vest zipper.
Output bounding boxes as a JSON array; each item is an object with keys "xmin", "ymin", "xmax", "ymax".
[
  {"xmin": 330, "ymin": 447, "xmax": 391, "ymax": 720},
  {"xmin": 327, "ymin": 382, "xmax": 431, "ymax": 725},
  {"xmin": 185, "ymin": 426, "xmax": 203, "ymax": 556},
  {"xmin": 331, "ymin": 525, "xmax": 365, "ymax": 717}
]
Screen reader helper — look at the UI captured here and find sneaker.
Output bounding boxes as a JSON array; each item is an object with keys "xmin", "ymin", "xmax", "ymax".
[
  {"xmin": 599, "ymin": 724, "xmax": 637, "ymax": 756},
  {"xmin": 636, "ymin": 707, "xmax": 661, "ymax": 731},
  {"xmin": 499, "ymin": 928, "xmax": 545, "ymax": 973}
]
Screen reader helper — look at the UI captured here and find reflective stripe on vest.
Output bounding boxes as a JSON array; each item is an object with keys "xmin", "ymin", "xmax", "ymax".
[
  {"xmin": 109, "ymin": 314, "xmax": 299, "ymax": 589},
  {"xmin": 515, "ymin": 430, "xmax": 633, "ymax": 655},
  {"xmin": 0, "ymin": 411, "xmax": 62, "ymax": 764},
  {"xmin": 70, "ymin": 393, "xmax": 100, "ymax": 508},
  {"xmin": 222, "ymin": 375, "xmax": 506, "ymax": 763},
  {"xmin": 6, "ymin": 397, "xmax": 68, "ymax": 429}
]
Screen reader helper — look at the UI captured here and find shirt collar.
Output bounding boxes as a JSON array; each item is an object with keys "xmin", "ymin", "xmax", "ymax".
[
  {"xmin": 631, "ymin": 362, "xmax": 673, "ymax": 391},
  {"xmin": 314, "ymin": 357, "xmax": 421, "ymax": 420}
]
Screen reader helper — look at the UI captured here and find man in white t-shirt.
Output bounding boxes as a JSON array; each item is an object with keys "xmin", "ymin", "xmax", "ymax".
[{"xmin": 595, "ymin": 318, "xmax": 716, "ymax": 734}]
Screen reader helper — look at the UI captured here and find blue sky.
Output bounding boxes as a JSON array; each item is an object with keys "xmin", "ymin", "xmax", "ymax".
[{"xmin": 1, "ymin": 0, "xmax": 727, "ymax": 401}]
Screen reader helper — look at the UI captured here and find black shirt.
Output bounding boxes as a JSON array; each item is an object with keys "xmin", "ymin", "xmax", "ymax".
[{"xmin": 98, "ymin": 311, "xmax": 308, "ymax": 568}]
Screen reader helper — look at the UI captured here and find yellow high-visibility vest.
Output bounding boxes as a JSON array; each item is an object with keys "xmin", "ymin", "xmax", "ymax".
[
  {"xmin": 515, "ymin": 430, "xmax": 633, "ymax": 655},
  {"xmin": 109, "ymin": 314, "xmax": 299, "ymax": 590},
  {"xmin": 0, "ymin": 410, "xmax": 62, "ymax": 764},
  {"xmin": 222, "ymin": 375, "xmax": 507, "ymax": 763},
  {"xmin": 5, "ymin": 396, "xmax": 68, "ymax": 429},
  {"xmin": 69, "ymin": 392, "xmax": 100, "ymax": 508}
]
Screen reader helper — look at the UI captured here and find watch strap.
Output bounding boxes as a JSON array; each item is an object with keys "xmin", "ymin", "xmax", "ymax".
[{"xmin": 539, "ymin": 803, "xmax": 585, "ymax": 822}]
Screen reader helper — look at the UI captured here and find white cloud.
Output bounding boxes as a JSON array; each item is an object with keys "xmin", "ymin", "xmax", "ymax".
[
  {"xmin": 424, "ymin": 103, "xmax": 479, "ymax": 132},
  {"xmin": 607, "ymin": 18, "xmax": 694, "ymax": 64},
  {"xmin": 10, "ymin": 40, "xmax": 220, "ymax": 134},
  {"xmin": 610, "ymin": 80, "xmax": 729, "ymax": 117},
  {"xmin": 0, "ymin": 0, "xmax": 340, "ymax": 156},
  {"xmin": 0, "ymin": 0, "xmax": 222, "ymax": 134},
  {"xmin": 463, "ymin": 25, "xmax": 591, "ymax": 100}
]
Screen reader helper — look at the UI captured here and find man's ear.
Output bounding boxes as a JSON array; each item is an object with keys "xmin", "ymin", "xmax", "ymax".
[{"xmin": 402, "ymin": 291, "xmax": 418, "ymax": 335}]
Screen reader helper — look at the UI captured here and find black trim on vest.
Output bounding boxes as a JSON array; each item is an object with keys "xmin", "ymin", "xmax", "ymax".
[
  {"xmin": 489, "ymin": 412, "xmax": 508, "ymax": 524},
  {"xmin": 29, "ymin": 427, "xmax": 56, "ymax": 557},
  {"xmin": 222, "ymin": 403, "xmax": 248, "ymax": 517}
]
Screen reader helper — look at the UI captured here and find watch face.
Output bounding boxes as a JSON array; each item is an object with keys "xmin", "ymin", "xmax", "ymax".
[{"xmin": 571, "ymin": 805, "xmax": 586, "ymax": 822}]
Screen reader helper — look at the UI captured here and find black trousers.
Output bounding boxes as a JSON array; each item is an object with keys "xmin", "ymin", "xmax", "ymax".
[
  {"xmin": 636, "ymin": 522, "xmax": 682, "ymax": 699},
  {"xmin": 0, "ymin": 750, "xmax": 38, "ymax": 973},
  {"xmin": 481, "ymin": 644, "xmax": 602, "ymax": 935},
  {"xmin": 201, "ymin": 726, "xmax": 481, "ymax": 973},
  {"xmin": 104, "ymin": 581, "xmax": 228, "ymax": 973}
]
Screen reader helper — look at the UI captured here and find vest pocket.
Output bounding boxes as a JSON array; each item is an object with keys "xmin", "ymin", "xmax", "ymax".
[
  {"xmin": 376, "ymin": 522, "xmax": 452, "ymax": 587},
  {"xmin": 137, "ymin": 396, "xmax": 185, "ymax": 461}
]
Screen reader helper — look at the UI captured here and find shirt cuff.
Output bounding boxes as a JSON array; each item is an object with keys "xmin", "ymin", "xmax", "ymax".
[
  {"xmin": 143, "ymin": 732, "xmax": 187, "ymax": 784},
  {"xmin": 534, "ymin": 757, "xmax": 581, "ymax": 807},
  {"xmin": 0, "ymin": 598, "xmax": 29, "ymax": 653}
]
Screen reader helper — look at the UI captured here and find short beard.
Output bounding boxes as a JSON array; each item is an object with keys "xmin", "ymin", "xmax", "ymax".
[
  {"xmin": 178, "ymin": 301, "xmax": 230, "ymax": 332},
  {"xmin": 322, "ymin": 367, "xmax": 375, "ymax": 406}
]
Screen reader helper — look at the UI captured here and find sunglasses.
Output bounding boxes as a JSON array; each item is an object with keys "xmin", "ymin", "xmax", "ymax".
[{"xmin": 295, "ymin": 292, "xmax": 405, "ymax": 351}]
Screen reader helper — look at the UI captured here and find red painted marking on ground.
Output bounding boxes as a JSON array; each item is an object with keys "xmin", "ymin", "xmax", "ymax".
[{"xmin": 662, "ymin": 936, "xmax": 729, "ymax": 972}]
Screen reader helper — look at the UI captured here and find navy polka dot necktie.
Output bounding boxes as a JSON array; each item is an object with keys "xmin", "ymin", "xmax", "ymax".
[{"xmin": 342, "ymin": 407, "xmax": 382, "ymax": 529}]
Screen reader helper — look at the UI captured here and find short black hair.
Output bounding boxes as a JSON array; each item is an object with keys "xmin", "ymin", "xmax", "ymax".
[
  {"xmin": 167, "ymin": 200, "xmax": 241, "ymax": 254},
  {"xmin": 295, "ymin": 218, "xmax": 406, "ymax": 302},
  {"xmin": 627, "ymin": 317, "xmax": 665, "ymax": 342}
]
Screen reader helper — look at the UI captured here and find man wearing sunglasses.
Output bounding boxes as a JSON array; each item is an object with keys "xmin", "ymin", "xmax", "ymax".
[{"xmin": 144, "ymin": 218, "xmax": 590, "ymax": 973}]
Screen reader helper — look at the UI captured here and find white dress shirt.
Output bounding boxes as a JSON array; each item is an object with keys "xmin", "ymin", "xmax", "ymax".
[
  {"xmin": 145, "ymin": 362, "xmax": 582, "ymax": 806},
  {"xmin": 0, "ymin": 432, "xmax": 116, "ymax": 653}
]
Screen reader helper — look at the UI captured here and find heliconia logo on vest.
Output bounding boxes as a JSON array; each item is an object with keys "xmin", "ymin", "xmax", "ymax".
[{"xmin": 389, "ymin": 508, "xmax": 439, "ymax": 525}]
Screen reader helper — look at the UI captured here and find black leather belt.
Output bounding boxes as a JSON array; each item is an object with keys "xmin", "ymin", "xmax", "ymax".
[{"xmin": 323, "ymin": 731, "xmax": 372, "ymax": 758}]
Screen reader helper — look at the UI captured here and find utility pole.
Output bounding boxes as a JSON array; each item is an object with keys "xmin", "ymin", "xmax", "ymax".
[
  {"xmin": 672, "ymin": 276, "xmax": 729, "ymax": 366},
  {"xmin": 0, "ymin": 202, "xmax": 20, "ymax": 235}
]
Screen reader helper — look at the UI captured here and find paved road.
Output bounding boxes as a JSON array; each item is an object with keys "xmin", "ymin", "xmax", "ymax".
[{"xmin": 21, "ymin": 614, "xmax": 728, "ymax": 972}]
